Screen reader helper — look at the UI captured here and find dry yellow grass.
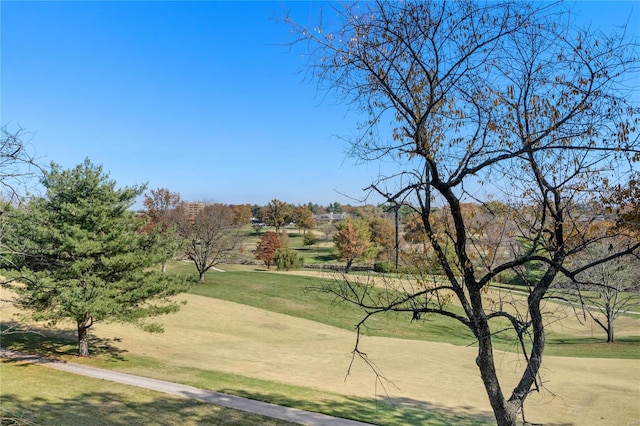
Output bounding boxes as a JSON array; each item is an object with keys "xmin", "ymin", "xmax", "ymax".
[
  {"xmin": 2, "ymin": 284, "xmax": 639, "ymax": 425},
  {"xmin": 79, "ymin": 295, "xmax": 640, "ymax": 424}
]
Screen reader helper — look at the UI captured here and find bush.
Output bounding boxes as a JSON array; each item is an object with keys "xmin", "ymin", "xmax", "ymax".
[
  {"xmin": 303, "ymin": 232, "xmax": 317, "ymax": 248},
  {"xmin": 274, "ymin": 248, "xmax": 304, "ymax": 271},
  {"xmin": 374, "ymin": 262, "xmax": 394, "ymax": 273}
]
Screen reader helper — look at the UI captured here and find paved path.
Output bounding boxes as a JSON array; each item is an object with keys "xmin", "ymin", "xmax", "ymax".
[{"xmin": 1, "ymin": 348, "xmax": 374, "ymax": 426}]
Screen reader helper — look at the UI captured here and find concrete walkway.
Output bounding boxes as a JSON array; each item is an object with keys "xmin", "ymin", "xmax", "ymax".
[{"xmin": 1, "ymin": 348, "xmax": 374, "ymax": 426}]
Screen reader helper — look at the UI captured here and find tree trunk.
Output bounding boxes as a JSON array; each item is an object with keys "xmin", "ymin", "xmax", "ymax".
[
  {"xmin": 470, "ymin": 289, "xmax": 519, "ymax": 426},
  {"xmin": 607, "ymin": 311, "xmax": 615, "ymax": 343},
  {"xmin": 198, "ymin": 270, "xmax": 205, "ymax": 282},
  {"xmin": 77, "ymin": 312, "xmax": 93, "ymax": 357},
  {"xmin": 161, "ymin": 261, "xmax": 167, "ymax": 273},
  {"xmin": 345, "ymin": 258, "xmax": 353, "ymax": 273}
]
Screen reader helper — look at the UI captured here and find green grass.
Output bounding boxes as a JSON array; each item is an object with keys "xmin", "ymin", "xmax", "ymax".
[
  {"xmin": 1, "ymin": 333, "xmax": 493, "ymax": 426},
  {"xmin": 239, "ymin": 225, "xmax": 339, "ymax": 265},
  {"xmin": 544, "ymin": 335, "xmax": 640, "ymax": 358},
  {"xmin": 0, "ymin": 361, "xmax": 295, "ymax": 426},
  {"xmin": 4, "ymin": 259, "xmax": 638, "ymax": 425},
  {"xmin": 168, "ymin": 261, "xmax": 640, "ymax": 359},
  {"xmin": 294, "ymin": 245, "xmax": 337, "ymax": 264},
  {"xmin": 169, "ymin": 263, "xmax": 478, "ymax": 345}
]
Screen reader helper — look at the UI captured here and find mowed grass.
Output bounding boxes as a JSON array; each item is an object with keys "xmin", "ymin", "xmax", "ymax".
[
  {"xmin": 1, "ymin": 302, "xmax": 495, "ymax": 426},
  {"xmin": 3, "ymin": 262, "xmax": 639, "ymax": 425},
  {"xmin": 0, "ymin": 360, "xmax": 295, "ymax": 426},
  {"xmin": 172, "ymin": 262, "xmax": 479, "ymax": 343},
  {"xmin": 169, "ymin": 261, "xmax": 640, "ymax": 359}
]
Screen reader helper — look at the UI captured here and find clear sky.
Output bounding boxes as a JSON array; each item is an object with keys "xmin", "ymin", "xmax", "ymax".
[{"xmin": 2, "ymin": 1, "xmax": 638, "ymax": 208}]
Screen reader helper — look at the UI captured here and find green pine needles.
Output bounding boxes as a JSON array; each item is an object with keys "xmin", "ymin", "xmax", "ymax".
[{"xmin": 3, "ymin": 159, "xmax": 191, "ymax": 356}]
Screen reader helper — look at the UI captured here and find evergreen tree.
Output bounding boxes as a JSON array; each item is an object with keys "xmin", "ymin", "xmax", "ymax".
[
  {"xmin": 3, "ymin": 159, "xmax": 190, "ymax": 356},
  {"xmin": 303, "ymin": 232, "xmax": 317, "ymax": 248},
  {"xmin": 274, "ymin": 247, "xmax": 304, "ymax": 271}
]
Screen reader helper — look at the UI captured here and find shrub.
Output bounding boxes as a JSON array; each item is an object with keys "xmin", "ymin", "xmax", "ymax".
[
  {"xmin": 275, "ymin": 248, "xmax": 304, "ymax": 271},
  {"xmin": 374, "ymin": 261, "xmax": 394, "ymax": 273},
  {"xmin": 303, "ymin": 232, "xmax": 317, "ymax": 248}
]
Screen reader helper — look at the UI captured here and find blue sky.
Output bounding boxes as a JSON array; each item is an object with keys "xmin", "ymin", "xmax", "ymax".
[{"xmin": 2, "ymin": 1, "xmax": 638, "ymax": 208}]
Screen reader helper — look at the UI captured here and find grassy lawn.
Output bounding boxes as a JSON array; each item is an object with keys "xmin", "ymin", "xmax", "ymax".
[
  {"xmin": 168, "ymin": 261, "xmax": 640, "ymax": 359},
  {"xmin": 3, "ymin": 260, "xmax": 639, "ymax": 425},
  {"xmin": 0, "ymin": 360, "xmax": 295, "ymax": 426},
  {"xmin": 237, "ymin": 226, "xmax": 340, "ymax": 265},
  {"xmin": 1, "ymin": 320, "xmax": 494, "ymax": 426}
]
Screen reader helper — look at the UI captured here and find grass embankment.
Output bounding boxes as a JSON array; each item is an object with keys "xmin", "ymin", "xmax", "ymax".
[
  {"xmin": 1, "ymin": 300, "xmax": 494, "ymax": 426},
  {"xmin": 2, "ymin": 262, "xmax": 639, "ymax": 425},
  {"xmin": 171, "ymin": 262, "xmax": 640, "ymax": 359}
]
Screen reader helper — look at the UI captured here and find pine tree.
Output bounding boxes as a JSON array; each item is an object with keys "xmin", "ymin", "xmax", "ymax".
[
  {"xmin": 274, "ymin": 247, "xmax": 304, "ymax": 271},
  {"xmin": 4, "ymin": 159, "xmax": 190, "ymax": 356}
]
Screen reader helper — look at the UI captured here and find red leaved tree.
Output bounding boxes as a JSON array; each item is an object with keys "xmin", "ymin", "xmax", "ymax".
[{"xmin": 255, "ymin": 231, "xmax": 281, "ymax": 269}]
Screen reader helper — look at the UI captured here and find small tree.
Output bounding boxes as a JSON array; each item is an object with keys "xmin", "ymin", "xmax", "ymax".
[
  {"xmin": 292, "ymin": 205, "xmax": 316, "ymax": 234},
  {"xmin": 278, "ymin": 229, "xmax": 290, "ymax": 248},
  {"xmin": 562, "ymin": 237, "xmax": 640, "ymax": 343},
  {"xmin": 303, "ymin": 232, "xmax": 318, "ymax": 249},
  {"xmin": 176, "ymin": 203, "xmax": 242, "ymax": 282},
  {"xmin": 142, "ymin": 187, "xmax": 183, "ymax": 272},
  {"xmin": 3, "ymin": 159, "xmax": 189, "ymax": 356},
  {"xmin": 368, "ymin": 217, "xmax": 395, "ymax": 262},
  {"xmin": 255, "ymin": 231, "xmax": 281, "ymax": 269},
  {"xmin": 260, "ymin": 199, "xmax": 292, "ymax": 233},
  {"xmin": 322, "ymin": 222, "xmax": 336, "ymax": 241},
  {"xmin": 333, "ymin": 218, "xmax": 377, "ymax": 272},
  {"xmin": 274, "ymin": 247, "xmax": 304, "ymax": 271}
]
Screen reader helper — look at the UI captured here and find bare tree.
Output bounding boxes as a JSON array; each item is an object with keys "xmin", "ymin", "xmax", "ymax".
[
  {"xmin": 285, "ymin": 1, "xmax": 639, "ymax": 424},
  {"xmin": 175, "ymin": 203, "xmax": 243, "ymax": 282},
  {"xmin": 142, "ymin": 188, "xmax": 184, "ymax": 272},
  {"xmin": 1, "ymin": 125, "xmax": 41, "ymax": 317},
  {"xmin": 0, "ymin": 126, "xmax": 40, "ymax": 205},
  {"xmin": 562, "ymin": 236, "xmax": 640, "ymax": 343}
]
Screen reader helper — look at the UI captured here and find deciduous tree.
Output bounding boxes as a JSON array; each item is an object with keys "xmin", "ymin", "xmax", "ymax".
[
  {"xmin": 142, "ymin": 187, "xmax": 183, "ymax": 272},
  {"xmin": 230, "ymin": 204, "xmax": 252, "ymax": 227},
  {"xmin": 3, "ymin": 159, "xmax": 189, "ymax": 356},
  {"xmin": 255, "ymin": 231, "xmax": 281, "ymax": 269},
  {"xmin": 604, "ymin": 174, "xmax": 640, "ymax": 233},
  {"xmin": 287, "ymin": 1, "xmax": 640, "ymax": 424},
  {"xmin": 292, "ymin": 205, "xmax": 316, "ymax": 234},
  {"xmin": 303, "ymin": 232, "xmax": 318, "ymax": 249},
  {"xmin": 333, "ymin": 218, "xmax": 377, "ymax": 272},
  {"xmin": 368, "ymin": 217, "xmax": 394, "ymax": 262},
  {"xmin": 175, "ymin": 203, "xmax": 242, "ymax": 282},
  {"xmin": 260, "ymin": 199, "xmax": 292, "ymax": 233},
  {"xmin": 561, "ymin": 237, "xmax": 640, "ymax": 343}
]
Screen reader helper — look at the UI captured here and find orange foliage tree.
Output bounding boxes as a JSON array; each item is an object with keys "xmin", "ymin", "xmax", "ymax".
[{"xmin": 255, "ymin": 231, "xmax": 281, "ymax": 269}]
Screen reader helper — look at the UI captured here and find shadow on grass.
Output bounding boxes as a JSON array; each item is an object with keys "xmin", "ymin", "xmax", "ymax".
[
  {"xmin": 1, "ymin": 341, "xmax": 576, "ymax": 426},
  {"xmin": 0, "ymin": 391, "xmax": 294, "ymax": 426},
  {"xmin": 547, "ymin": 335, "xmax": 640, "ymax": 345},
  {"xmin": 222, "ymin": 388, "xmax": 497, "ymax": 426},
  {"xmin": 312, "ymin": 254, "xmax": 336, "ymax": 262},
  {"xmin": 0, "ymin": 321, "xmax": 127, "ymax": 360}
]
